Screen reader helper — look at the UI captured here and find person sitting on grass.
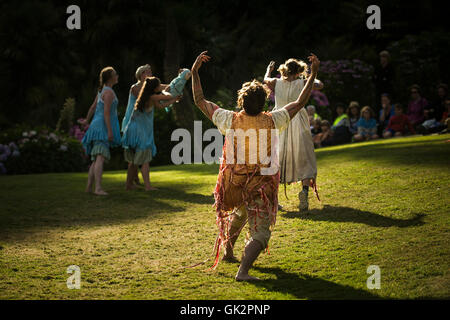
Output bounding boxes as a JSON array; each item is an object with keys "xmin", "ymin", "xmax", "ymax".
[
  {"xmin": 311, "ymin": 118, "xmax": 322, "ymax": 137},
  {"xmin": 438, "ymin": 98, "xmax": 450, "ymax": 134},
  {"xmin": 383, "ymin": 103, "xmax": 416, "ymax": 138},
  {"xmin": 407, "ymin": 84, "xmax": 427, "ymax": 129},
  {"xmin": 379, "ymin": 93, "xmax": 395, "ymax": 134},
  {"xmin": 307, "ymin": 105, "xmax": 321, "ymax": 125},
  {"xmin": 353, "ymin": 106, "xmax": 379, "ymax": 142},
  {"xmin": 331, "ymin": 103, "xmax": 351, "ymax": 145},
  {"xmin": 313, "ymin": 120, "xmax": 333, "ymax": 148},
  {"xmin": 347, "ymin": 101, "xmax": 360, "ymax": 135}
]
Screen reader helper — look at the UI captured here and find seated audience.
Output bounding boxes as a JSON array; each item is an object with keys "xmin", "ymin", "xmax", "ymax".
[
  {"xmin": 307, "ymin": 105, "xmax": 321, "ymax": 125},
  {"xmin": 331, "ymin": 103, "xmax": 352, "ymax": 144},
  {"xmin": 314, "ymin": 120, "xmax": 334, "ymax": 148},
  {"xmin": 354, "ymin": 106, "xmax": 379, "ymax": 141},
  {"xmin": 378, "ymin": 93, "xmax": 395, "ymax": 134},
  {"xmin": 407, "ymin": 84, "xmax": 428, "ymax": 128},
  {"xmin": 347, "ymin": 101, "xmax": 360, "ymax": 135},
  {"xmin": 311, "ymin": 118, "xmax": 322, "ymax": 137},
  {"xmin": 383, "ymin": 103, "xmax": 416, "ymax": 138}
]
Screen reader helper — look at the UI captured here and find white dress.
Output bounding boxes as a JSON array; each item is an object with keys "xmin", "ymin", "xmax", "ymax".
[{"xmin": 273, "ymin": 78, "xmax": 317, "ymax": 183}]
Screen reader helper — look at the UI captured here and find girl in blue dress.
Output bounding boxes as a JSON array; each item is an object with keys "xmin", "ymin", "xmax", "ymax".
[
  {"xmin": 122, "ymin": 76, "xmax": 180, "ymax": 191},
  {"xmin": 121, "ymin": 64, "xmax": 153, "ymax": 188},
  {"xmin": 82, "ymin": 67, "xmax": 121, "ymax": 195}
]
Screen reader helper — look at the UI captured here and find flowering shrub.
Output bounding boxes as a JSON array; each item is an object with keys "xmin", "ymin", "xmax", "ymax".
[
  {"xmin": 69, "ymin": 118, "xmax": 89, "ymax": 142},
  {"xmin": 319, "ymin": 59, "xmax": 375, "ymax": 114},
  {"xmin": 0, "ymin": 126, "xmax": 87, "ymax": 174}
]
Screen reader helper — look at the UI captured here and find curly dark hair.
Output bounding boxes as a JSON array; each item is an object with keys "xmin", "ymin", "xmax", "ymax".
[{"xmin": 237, "ymin": 80, "xmax": 270, "ymax": 116}]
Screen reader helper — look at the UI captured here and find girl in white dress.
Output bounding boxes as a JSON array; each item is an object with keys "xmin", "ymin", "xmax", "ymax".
[{"xmin": 264, "ymin": 58, "xmax": 324, "ymax": 211}]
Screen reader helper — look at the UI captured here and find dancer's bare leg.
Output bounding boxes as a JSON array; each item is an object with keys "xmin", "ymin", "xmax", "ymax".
[
  {"xmin": 85, "ymin": 161, "xmax": 95, "ymax": 193},
  {"xmin": 223, "ymin": 210, "xmax": 246, "ymax": 262},
  {"xmin": 133, "ymin": 166, "xmax": 141, "ymax": 185},
  {"xmin": 141, "ymin": 162, "xmax": 157, "ymax": 191},
  {"xmin": 93, "ymin": 155, "xmax": 108, "ymax": 195},
  {"xmin": 235, "ymin": 239, "xmax": 263, "ymax": 281},
  {"xmin": 125, "ymin": 162, "xmax": 137, "ymax": 190}
]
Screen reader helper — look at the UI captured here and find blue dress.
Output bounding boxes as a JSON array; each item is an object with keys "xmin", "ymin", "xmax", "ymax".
[
  {"xmin": 82, "ymin": 86, "xmax": 121, "ymax": 160},
  {"xmin": 121, "ymin": 91, "xmax": 137, "ymax": 132},
  {"xmin": 121, "ymin": 105, "xmax": 157, "ymax": 164}
]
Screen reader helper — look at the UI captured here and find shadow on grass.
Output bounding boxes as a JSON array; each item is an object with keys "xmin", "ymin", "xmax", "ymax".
[
  {"xmin": 282, "ymin": 205, "xmax": 425, "ymax": 228},
  {"xmin": 252, "ymin": 266, "xmax": 381, "ymax": 299},
  {"xmin": 0, "ymin": 184, "xmax": 215, "ymax": 241}
]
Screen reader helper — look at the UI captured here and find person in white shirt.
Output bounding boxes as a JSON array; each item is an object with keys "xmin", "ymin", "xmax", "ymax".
[{"xmin": 190, "ymin": 51, "xmax": 320, "ymax": 281}]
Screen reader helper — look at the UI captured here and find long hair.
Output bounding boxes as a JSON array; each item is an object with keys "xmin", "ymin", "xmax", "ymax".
[
  {"xmin": 347, "ymin": 101, "xmax": 360, "ymax": 118},
  {"xmin": 278, "ymin": 58, "xmax": 309, "ymax": 79},
  {"xmin": 98, "ymin": 66, "xmax": 115, "ymax": 92},
  {"xmin": 360, "ymin": 105, "xmax": 374, "ymax": 118},
  {"xmin": 134, "ymin": 77, "xmax": 161, "ymax": 112},
  {"xmin": 237, "ymin": 79, "xmax": 270, "ymax": 116}
]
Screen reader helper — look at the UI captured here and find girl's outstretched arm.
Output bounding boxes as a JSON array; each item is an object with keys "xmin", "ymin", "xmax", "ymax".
[
  {"xmin": 191, "ymin": 51, "xmax": 219, "ymax": 121},
  {"xmin": 151, "ymin": 95, "xmax": 181, "ymax": 109},
  {"xmin": 264, "ymin": 61, "xmax": 277, "ymax": 91}
]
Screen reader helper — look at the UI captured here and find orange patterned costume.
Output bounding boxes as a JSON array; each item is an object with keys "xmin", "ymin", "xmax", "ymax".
[{"xmin": 211, "ymin": 111, "xmax": 280, "ymax": 269}]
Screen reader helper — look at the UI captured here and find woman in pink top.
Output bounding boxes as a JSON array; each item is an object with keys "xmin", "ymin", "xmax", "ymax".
[{"xmin": 407, "ymin": 84, "xmax": 428, "ymax": 127}]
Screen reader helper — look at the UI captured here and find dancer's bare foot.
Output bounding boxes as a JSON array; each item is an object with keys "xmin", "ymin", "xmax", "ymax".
[
  {"xmin": 235, "ymin": 272, "xmax": 261, "ymax": 281},
  {"xmin": 125, "ymin": 184, "xmax": 137, "ymax": 191},
  {"xmin": 145, "ymin": 186, "xmax": 158, "ymax": 191},
  {"xmin": 94, "ymin": 189, "xmax": 108, "ymax": 196},
  {"xmin": 85, "ymin": 184, "xmax": 93, "ymax": 193}
]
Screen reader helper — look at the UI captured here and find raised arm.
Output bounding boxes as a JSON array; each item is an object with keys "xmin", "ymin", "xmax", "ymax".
[
  {"xmin": 191, "ymin": 51, "xmax": 219, "ymax": 120},
  {"xmin": 264, "ymin": 61, "xmax": 277, "ymax": 92},
  {"xmin": 283, "ymin": 54, "xmax": 320, "ymax": 119},
  {"xmin": 151, "ymin": 95, "xmax": 181, "ymax": 109}
]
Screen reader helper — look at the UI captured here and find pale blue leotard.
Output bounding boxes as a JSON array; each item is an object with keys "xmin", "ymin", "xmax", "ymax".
[
  {"xmin": 121, "ymin": 106, "xmax": 157, "ymax": 157},
  {"xmin": 121, "ymin": 91, "xmax": 137, "ymax": 132},
  {"xmin": 82, "ymin": 86, "xmax": 121, "ymax": 157}
]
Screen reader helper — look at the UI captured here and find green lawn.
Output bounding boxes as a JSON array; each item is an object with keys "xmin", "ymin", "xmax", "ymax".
[{"xmin": 1, "ymin": 134, "xmax": 449, "ymax": 299}]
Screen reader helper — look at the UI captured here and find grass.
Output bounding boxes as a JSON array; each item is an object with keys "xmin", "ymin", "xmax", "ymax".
[{"xmin": 0, "ymin": 134, "xmax": 449, "ymax": 299}]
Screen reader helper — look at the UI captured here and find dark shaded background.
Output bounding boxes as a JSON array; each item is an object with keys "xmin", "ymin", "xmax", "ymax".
[{"xmin": 1, "ymin": 0, "xmax": 448, "ymax": 165}]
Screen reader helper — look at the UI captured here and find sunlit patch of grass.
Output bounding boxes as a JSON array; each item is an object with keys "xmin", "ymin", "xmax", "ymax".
[{"xmin": 0, "ymin": 134, "xmax": 449, "ymax": 299}]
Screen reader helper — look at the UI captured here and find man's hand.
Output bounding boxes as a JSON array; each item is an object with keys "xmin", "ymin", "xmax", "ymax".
[
  {"xmin": 267, "ymin": 61, "xmax": 275, "ymax": 73},
  {"xmin": 191, "ymin": 51, "xmax": 219, "ymax": 120},
  {"xmin": 191, "ymin": 51, "xmax": 211, "ymax": 72}
]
